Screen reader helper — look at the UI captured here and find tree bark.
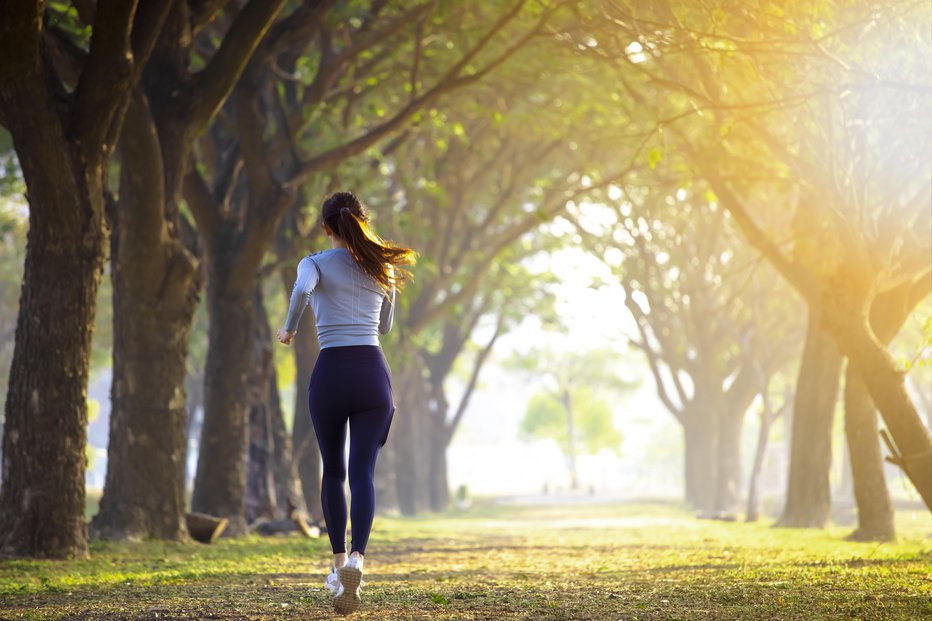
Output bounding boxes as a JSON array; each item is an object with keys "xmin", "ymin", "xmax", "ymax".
[
  {"xmin": 245, "ymin": 283, "xmax": 305, "ymax": 523},
  {"xmin": 425, "ymin": 382, "xmax": 452, "ymax": 512},
  {"xmin": 245, "ymin": 289, "xmax": 277, "ymax": 524},
  {"xmin": 0, "ymin": 0, "xmax": 155, "ymax": 557},
  {"xmin": 0, "ymin": 178, "xmax": 105, "ymax": 558},
  {"xmin": 682, "ymin": 407, "xmax": 717, "ymax": 514},
  {"xmin": 90, "ymin": 91, "xmax": 200, "ymax": 542},
  {"xmin": 191, "ymin": 280, "xmax": 255, "ymax": 535},
  {"xmin": 843, "ymin": 364, "xmax": 894, "ymax": 541},
  {"xmin": 427, "ymin": 438, "xmax": 451, "ymax": 512},
  {"xmin": 778, "ymin": 308, "xmax": 843, "ymax": 528},
  {"xmin": 393, "ymin": 349, "xmax": 430, "ymax": 515},
  {"xmin": 714, "ymin": 408, "xmax": 744, "ymax": 518}
]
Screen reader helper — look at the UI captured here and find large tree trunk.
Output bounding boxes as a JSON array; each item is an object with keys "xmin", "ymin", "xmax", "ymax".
[
  {"xmin": 778, "ymin": 308, "xmax": 843, "ymax": 528},
  {"xmin": 245, "ymin": 287, "xmax": 277, "ymax": 524},
  {"xmin": 424, "ymin": 379, "xmax": 451, "ymax": 512},
  {"xmin": 90, "ymin": 92, "xmax": 200, "ymax": 542},
  {"xmin": 0, "ymin": 160, "xmax": 106, "ymax": 559},
  {"xmin": 714, "ymin": 408, "xmax": 744, "ymax": 518},
  {"xmin": 191, "ymin": 279, "xmax": 255, "ymax": 535},
  {"xmin": 0, "ymin": 47, "xmax": 113, "ymax": 558},
  {"xmin": 393, "ymin": 349, "xmax": 430, "ymax": 516},
  {"xmin": 841, "ymin": 318, "xmax": 932, "ymax": 510},
  {"xmin": 843, "ymin": 364, "xmax": 894, "ymax": 541},
  {"xmin": 842, "ymin": 278, "xmax": 928, "ymax": 538},
  {"xmin": 427, "ymin": 444, "xmax": 451, "ymax": 512},
  {"xmin": 682, "ymin": 407, "xmax": 717, "ymax": 514},
  {"xmin": 245, "ymin": 284, "xmax": 305, "ymax": 523}
]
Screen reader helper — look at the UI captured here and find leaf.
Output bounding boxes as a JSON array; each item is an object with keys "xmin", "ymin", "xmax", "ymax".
[{"xmin": 647, "ymin": 147, "xmax": 662, "ymax": 169}]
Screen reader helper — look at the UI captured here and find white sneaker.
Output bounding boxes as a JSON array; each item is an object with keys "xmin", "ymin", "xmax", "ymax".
[
  {"xmin": 334, "ymin": 555, "xmax": 364, "ymax": 615},
  {"xmin": 324, "ymin": 567, "xmax": 343, "ymax": 596}
]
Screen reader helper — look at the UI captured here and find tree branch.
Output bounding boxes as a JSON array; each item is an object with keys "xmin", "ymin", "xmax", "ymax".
[
  {"xmin": 71, "ymin": 0, "xmax": 141, "ymax": 156},
  {"xmin": 182, "ymin": 163, "xmax": 221, "ymax": 250},
  {"xmin": 285, "ymin": 0, "xmax": 553, "ymax": 189},
  {"xmin": 444, "ymin": 312, "xmax": 506, "ymax": 444},
  {"xmin": 187, "ymin": 0, "xmax": 288, "ymax": 129}
]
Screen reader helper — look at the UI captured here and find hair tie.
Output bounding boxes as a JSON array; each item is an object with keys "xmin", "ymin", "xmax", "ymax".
[{"xmin": 340, "ymin": 207, "xmax": 351, "ymax": 216}]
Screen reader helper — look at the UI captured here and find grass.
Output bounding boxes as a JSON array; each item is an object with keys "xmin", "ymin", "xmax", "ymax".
[{"xmin": 1, "ymin": 501, "xmax": 930, "ymax": 620}]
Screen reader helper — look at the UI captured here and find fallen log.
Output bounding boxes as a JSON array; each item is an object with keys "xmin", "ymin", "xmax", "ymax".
[
  {"xmin": 185, "ymin": 512, "xmax": 228, "ymax": 544},
  {"xmin": 249, "ymin": 510, "xmax": 322, "ymax": 538}
]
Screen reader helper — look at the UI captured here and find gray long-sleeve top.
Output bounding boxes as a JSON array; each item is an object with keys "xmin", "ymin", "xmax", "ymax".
[{"xmin": 283, "ymin": 248, "xmax": 395, "ymax": 349}]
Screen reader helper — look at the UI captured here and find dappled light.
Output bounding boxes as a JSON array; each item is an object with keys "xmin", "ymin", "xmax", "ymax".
[{"xmin": 0, "ymin": 1, "xmax": 929, "ymax": 619}]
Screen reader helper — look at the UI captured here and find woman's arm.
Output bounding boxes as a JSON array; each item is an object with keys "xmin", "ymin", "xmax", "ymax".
[
  {"xmin": 379, "ymin": 285, "xmax": 395, "ymax": 335},
  {"xmin": 280, "ymin": 256, "xmax": 320, "ymax": 341}
]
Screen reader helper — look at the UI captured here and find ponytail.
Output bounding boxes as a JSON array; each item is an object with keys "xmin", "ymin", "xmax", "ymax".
[{"xmin": 322, "ymin": 192, "xmax": 416, "ymax": 291}]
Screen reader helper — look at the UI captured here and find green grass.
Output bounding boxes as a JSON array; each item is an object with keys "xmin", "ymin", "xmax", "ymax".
[{"xmin": 1, "ymin": 501, "xmax": 930, "ymax": 620}]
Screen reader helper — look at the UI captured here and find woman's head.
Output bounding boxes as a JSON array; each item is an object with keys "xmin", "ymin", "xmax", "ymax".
[{"xmin": 320, "ymin": 192, "xmax": 416, "ymax": 291}]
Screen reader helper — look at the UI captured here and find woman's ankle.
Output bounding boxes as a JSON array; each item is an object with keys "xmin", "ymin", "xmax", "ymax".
[{"xmin": 333, "ymin": 552, "xmax": 348, "ymax": 568}]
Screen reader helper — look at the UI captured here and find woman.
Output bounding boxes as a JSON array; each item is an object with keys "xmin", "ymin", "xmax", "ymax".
[{"xmin": 277, "ymin": 192, "xmax": 416, "ymax": 615}]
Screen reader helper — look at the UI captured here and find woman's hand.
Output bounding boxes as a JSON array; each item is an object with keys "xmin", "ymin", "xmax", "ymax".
[{"xmin": 277, "ymin": 328, "xmax": 296, "ymax": 345}]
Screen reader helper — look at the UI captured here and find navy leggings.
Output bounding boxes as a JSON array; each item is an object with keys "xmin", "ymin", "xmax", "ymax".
[{"xmin": 308, "ymin": 345, "xmax": 394, "ymax": 554}]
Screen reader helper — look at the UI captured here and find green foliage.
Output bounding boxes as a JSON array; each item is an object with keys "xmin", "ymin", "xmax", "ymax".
[{"xmin": 521, "ymin": 385, "xmax": 623, "ymax": 456}]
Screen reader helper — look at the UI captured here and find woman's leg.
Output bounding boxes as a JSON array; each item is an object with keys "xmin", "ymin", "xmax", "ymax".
[
  {"xmin": 308, "ymin": 360, "xmax": 350, "ymax": 555},
  {"xmin": 347, "ymin": 403, "xmax": 394, "ymax": 555}
]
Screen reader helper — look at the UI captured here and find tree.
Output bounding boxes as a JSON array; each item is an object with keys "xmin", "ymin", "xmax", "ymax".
[
  {"xmin": 571, "ymin": 0, "xmax": 932, "ymax": 515},
  {"xmin": 0, "ymin": 0, "xmax": 171, "ymax": 558},
  {"xmin": 188, "ymin": 1, "xmax": 574, "ymax": 528},
  {"xmin": 571, "ymin": 186, "xmax": 800, "ymax": 517},
  {"xmin": 510, "ymin": 347, "xmax": 633, "ymax": 490},
  {"xmin": 520, "ymin": 385, "xmax": 623, "ymax": 489},
  {"xmin": 92, "ymin": 0, "xmax": 289, "ymax": 543}
]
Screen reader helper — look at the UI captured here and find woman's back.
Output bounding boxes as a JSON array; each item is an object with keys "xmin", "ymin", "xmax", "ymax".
[{"xmin": 284, "ymin": 247, "xmax": 394, "ymax": 349}]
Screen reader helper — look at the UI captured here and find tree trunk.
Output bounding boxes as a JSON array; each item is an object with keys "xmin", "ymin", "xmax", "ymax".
[
  {"xmin": 245, "ymin": 284, "xmax": 305, "ymax": 523},
  {"xmin": 778, "ymin": 308, "xmax": 843, "ymax": 528},
  {"xmin": 0, "ymin": 86, "xmax": 109, "ymax": 560},
  {"xmin": 245, "ymin": 298, "xmax": 276, "ymax": 524},
  {"xmin": 682, "ymin": 407, "xmax": 717, "ymax": 514},
  {"xmin": 393, "ymin": 350, "xmax": 429, "ymax": 515},
  {"xmin": 832, "ymin": 281, "xmax": 932, "ymax": 511},
  {"xmin": 191, "ymin": 281, "xmax": 255, "ymax": 535},
  {"xmin": 0, "ymin": 185, "xmax": 105, "ymax": 558},
  {"xmin": 427, "ymin": 429, "xmax": 450, "ymax": 511},
  {"xmin": 747, "ymin": 401, "xmax": 785, "ymax": 522},
  {"xmin": 714, "ymin": 408, "xmax": 744, "ymax": 518},
  {"xmin": 843, "ymin": 363, "xmax": 894, "ymax": 541},
  {"xmin": 268, "ymin": 358, "xmax": 301, "ymax": 518},
  {"xmin": 90, "ymin": 92, "xmax": 200, "ymax": 542},
  {"xmin": 562, "ymin": 388, "xmax": 580, "ymax": 490}
]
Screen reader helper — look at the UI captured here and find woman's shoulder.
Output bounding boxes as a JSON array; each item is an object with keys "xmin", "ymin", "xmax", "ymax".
[
  {"xmin": 308, "ymin": 248, "xmax": 348, "ymax": 261},
  {"xmin": 302, "ymin": 248, "xmax": 350, "ymax": 271}
]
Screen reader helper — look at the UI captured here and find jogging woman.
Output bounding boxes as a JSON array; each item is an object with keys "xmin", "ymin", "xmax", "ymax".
[{"xmin": 277, "ymin": 192, "xmax": 415, "ymax": 615}]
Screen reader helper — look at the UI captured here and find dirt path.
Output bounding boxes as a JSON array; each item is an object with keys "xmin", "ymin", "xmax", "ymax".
[{"xmin": 1, "ymin": 502, "xmax": 930, "ymax": 620}]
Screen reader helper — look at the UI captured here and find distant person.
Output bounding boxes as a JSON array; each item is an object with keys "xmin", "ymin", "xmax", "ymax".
[{"xmin": 278, "ymin": 192, "xmax": 416, "ymax": 615}]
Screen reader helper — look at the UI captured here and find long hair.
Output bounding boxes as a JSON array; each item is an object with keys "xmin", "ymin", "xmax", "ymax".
[{"xmin": 321, "ymin": 192, "xmax": 416, "ymax": 291}]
